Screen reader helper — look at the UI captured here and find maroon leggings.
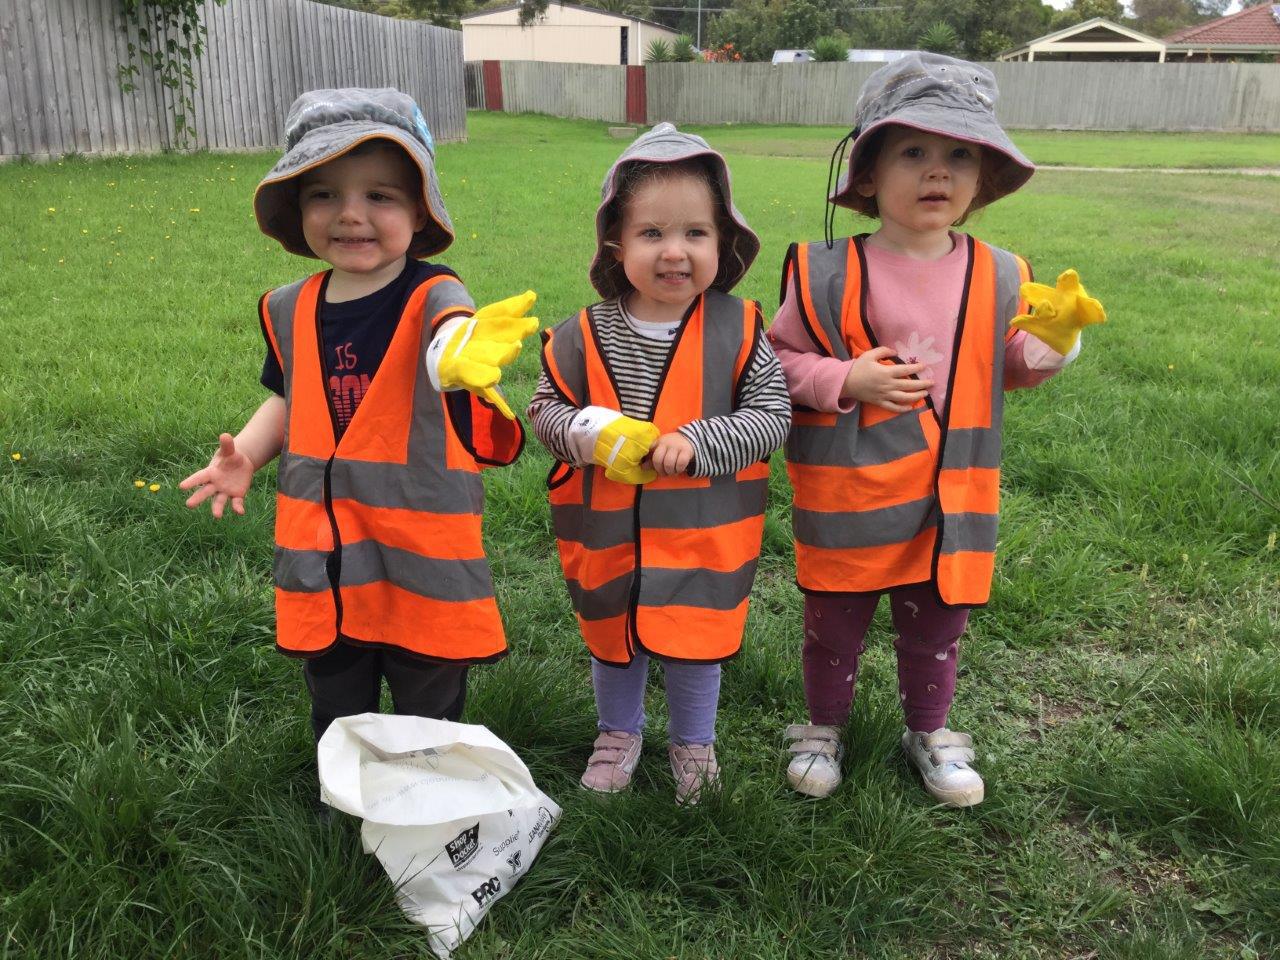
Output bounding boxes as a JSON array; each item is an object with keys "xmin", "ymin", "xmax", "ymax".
[{"xmin": 802, "ymin": 584, "xmax": 969, "ymax": 733}]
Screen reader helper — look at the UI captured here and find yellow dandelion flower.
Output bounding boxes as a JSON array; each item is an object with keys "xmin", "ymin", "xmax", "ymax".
[
  {"xmin": 10, "ymin": 452, "xmax": 21, "ymax": 461},
  {"xmin": 189, "ymin": 208, "xmax": 200, "ymax": 213},
  {"xmin": 46, "ymin": 207, "xmax": 56, "ymax": 213},
  {"xmin": 81, "ymin": 229, "xmax": 88, "ymax": 234},
  {"xmin": 134, "ymin": 479, "xmax": 146, "ymax": 488},
  {"xmin": 58, "ymin": 259, "xmax": 65, "ymax": 264},
  {"xmin": 148, "ymin": 483, "xmax": 161, "ymax": 493},
  {"xmin": 471, "ymin": 233, "xmax": 477, "ymax": 239}
]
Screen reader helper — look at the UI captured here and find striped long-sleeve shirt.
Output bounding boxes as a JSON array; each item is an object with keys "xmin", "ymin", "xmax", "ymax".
[{"xmin": 527, "ymin": 297, "xmax": 791, "ymax": 478}]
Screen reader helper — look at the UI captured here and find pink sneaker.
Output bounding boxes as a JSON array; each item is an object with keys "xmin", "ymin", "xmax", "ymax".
[
  {"xmin": 668, "ymin": 742, "xmax": 720, "ymax": 805},
  {"xmin": 580, "ymin": 731, "xmax": 642, "ymax": 793}
]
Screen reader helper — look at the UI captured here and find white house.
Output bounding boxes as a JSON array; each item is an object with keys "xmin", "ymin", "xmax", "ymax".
[{"xmin": 461, "ymin": 3, "xmax": 680, "ymax": 65}]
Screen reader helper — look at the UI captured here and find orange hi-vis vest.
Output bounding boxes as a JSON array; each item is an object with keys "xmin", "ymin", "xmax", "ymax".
[
  {"xmin": 260, "ymin": 269, "xmax": 522, "ymax": 662},
  {"xmin": 784, "ymin": 234, "xmax": 1029, "ymax": 608},
  {"xmin": 540, "ymin": 291, "xmax": 771, "ymax": 666}
]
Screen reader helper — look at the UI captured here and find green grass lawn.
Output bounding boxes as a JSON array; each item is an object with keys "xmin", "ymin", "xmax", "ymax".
[{"xmin": 2, "ymin": 112, "xmax": 1278, "ymax": 959}]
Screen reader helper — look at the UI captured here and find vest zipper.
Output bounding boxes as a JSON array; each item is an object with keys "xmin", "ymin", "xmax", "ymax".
[{"xmin": 315, "ymin": 276, "xmax": 345, "ymax": 639}]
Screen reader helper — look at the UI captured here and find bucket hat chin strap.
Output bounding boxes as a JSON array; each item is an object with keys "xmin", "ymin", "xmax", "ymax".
[{"xmin": 824, "ymin": 127, "xmax": 857, "ymax": 251}]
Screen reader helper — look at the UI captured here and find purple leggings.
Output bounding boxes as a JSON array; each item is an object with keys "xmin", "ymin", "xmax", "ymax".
[
  {"xmin": 803, "ymin": 584, "xmax": 969, "ymax": 733},
  {"xmin": 592, "ymin": 653, "xmax": 721, "ymax": 746}
]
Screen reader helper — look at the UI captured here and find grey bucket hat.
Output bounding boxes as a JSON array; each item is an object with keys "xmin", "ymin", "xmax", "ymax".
[
  {"xmin": 830, "ymin": 53, "xmax": 1034, "ymax": 211},
  {"xmin": 254, "ymin": 87, "xmax": 453, "ymax": 259},
  {"xmin": 590, "ymin": 122, "xmax": 760, "ymax": 300}
]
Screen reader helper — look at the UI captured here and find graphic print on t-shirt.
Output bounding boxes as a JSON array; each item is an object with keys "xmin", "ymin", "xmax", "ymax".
[
  {"xmin": 893, "ymin": 331, "xmax": 945, "ymax": 386},
  {"xmin": 330, "ymin": 340, "xmax": 372, "ymax": 432}
]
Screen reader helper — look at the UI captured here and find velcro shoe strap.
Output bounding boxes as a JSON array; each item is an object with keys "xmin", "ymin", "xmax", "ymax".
[{"xmin": 930, "ymin": 745, "xmax": 975, "ymax": 766}]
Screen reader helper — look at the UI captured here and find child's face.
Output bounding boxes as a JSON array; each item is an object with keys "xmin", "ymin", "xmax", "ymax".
[
  {"xmin": 298, "ymin": 145, "xmax": 427, "ymax": 278},
  {"xmin": 614, "ymin": 172, "xmax": 719, "ymax": 318},
  {"xmin": 855, "ymin": 126, "xmax": 982, "ymax": 238}
]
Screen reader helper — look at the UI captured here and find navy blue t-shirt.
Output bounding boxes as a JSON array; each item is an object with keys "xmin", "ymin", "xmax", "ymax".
[{"xmin": 261, "ymin": 259, "xmax": 463, "ymax": 437}]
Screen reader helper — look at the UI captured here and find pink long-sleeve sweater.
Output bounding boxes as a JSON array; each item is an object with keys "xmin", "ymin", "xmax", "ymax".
[{"xmin": 768, "ymin": 233, "xmax": 1077, "ymax": 413}]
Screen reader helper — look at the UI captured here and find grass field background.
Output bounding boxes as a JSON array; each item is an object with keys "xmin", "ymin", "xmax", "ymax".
[{"xmin": 2, "ymin": 112, "xmax": 1278, "ymax": 959}]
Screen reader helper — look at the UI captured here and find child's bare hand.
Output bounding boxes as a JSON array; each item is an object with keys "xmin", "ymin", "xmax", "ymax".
[
  {"xmin": 180, "ymin": 433, "xmax": 255, "ymax": 518},
  {"xmin": 647, "ymin": 432, "xmax": 695, "ymax": 477},
  {"xmin": 840, "ymin": 346, "xmax": 933, "ymax": 412}
]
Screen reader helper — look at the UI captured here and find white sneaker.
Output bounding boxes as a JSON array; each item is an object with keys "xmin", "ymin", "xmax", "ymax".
[
  {"xmin": 785, "ymin": 723, "xmax": 843, "ymax": 798},
  {"xmin": 901, "ymin": 727, "xmax": 985, "ymax": 807}
]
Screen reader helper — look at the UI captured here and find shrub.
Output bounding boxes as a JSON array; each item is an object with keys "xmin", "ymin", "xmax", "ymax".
[{"xmin": 811, "ymin": 35, "xmax": 848, "ymax": 62}]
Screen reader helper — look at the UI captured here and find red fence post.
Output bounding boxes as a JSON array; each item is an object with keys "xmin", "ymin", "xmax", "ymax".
[
  {"xmin": 625, "ymin": 65, "xmax": 647, "ymax": 125},
  {"xmin": 482, "ymin": 60, "xmax": 503, "ymax": 112}
]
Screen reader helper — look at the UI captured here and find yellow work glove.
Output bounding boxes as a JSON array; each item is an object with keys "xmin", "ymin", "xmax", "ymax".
[
  {"xmin": 594, "ymin": 415, "xmax": 659, "ymax": 485},
  {"xmin": 435, "ymin": 290, "xmax": 539, "ymax": 419},
  {"xmin": 1010, "ymin": 269, "xmax": 1106, "ymax": 356}
]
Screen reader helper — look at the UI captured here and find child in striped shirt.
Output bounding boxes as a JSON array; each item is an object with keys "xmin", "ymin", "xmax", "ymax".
[{"xmin": 528, "ymin": 123, "xmax": 790, "ymax": 804}]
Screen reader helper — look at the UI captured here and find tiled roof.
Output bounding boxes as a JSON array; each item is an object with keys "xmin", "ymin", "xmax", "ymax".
[{"xmin": 1165, "ymin": 3, "xmax": 1280, "ymax": 45}]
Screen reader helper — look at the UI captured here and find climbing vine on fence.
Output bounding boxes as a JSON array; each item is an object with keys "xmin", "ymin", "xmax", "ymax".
[{"xmin": 116, "ymin": 0, "xmax": 227, "ymax": 149}]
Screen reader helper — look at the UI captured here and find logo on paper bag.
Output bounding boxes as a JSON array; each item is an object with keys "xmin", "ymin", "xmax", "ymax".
[
  {"xmin": 505, "ymin": 851, "xmax": 522, "ymax": 875},
  {"xmin": 470, "ymin": 876, "xmax": 502, "ymax": 908},
  {"xmin": 446, "ymin": 824, "xmax": 480, "ymax": 869},
  {"xmin": 526, "ymin": 806, "xmax": 555, "ymax": 845}
]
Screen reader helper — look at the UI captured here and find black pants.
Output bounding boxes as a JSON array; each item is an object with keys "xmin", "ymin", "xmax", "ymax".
[{"xmin": 303, "ymin": 642, "xmax": 469, "ymax": 742}]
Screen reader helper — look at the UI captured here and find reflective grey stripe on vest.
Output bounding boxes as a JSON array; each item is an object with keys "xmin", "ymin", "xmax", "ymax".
[
  {"xmin": 266, "ymin": 274, "xmax": 492, "ymax": 604},
  {"xmin": 566, "ymin": 570, "xmax": 633, "ymax": 621},
  {"xmin": 275, "ymin": 542, "xmax": 493, "ymax": 601},
  {"xmin": 423, "ymin": 277, "xmax": 474, "ymax": 327},
  {"xmin": 794, "ymin": 496, "xmax": 938, "ymax": 550},
  {"xmin": 787, "ymin": 408, "xmax": 928, "ymax": 468}
]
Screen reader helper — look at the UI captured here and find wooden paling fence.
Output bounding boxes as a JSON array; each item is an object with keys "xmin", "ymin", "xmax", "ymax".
[
  {"xmin": 473, "ymin": 59, "xmax": 1280, "ymax": 132},
  {"xmin": 0, "ymin": 0, "xmax": 467, "ymax": 160}
]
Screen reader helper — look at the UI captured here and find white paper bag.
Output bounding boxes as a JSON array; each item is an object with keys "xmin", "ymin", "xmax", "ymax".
[{"xmin": 317, "ymin": 714, "xmax": 562, "ymax": 958}]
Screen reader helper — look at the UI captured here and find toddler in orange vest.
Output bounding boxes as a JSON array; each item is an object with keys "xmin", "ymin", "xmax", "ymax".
[
  {"xmin": 527, "ymin": 124, "xmax": 790, "ymax": 804},
  {"xmin": 771, "ymin": 55, "xmax": 1093, "ymax": 805},
  {"xmin": 180, "ymin": 89, "xmax": 537, "ymax": 755}
]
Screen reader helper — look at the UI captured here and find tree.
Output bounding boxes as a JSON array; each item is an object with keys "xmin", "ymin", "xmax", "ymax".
[
  {"xmin": 973, "ymin": 28, "xmax": 1013, "ymax": 59},
  {"xmin": 918, "ymin": 20, "xmax": 961, "ymax": 53},
  {"xmin": 1050, "ymin": 0, "xmax": 1124, "ymax": 30},
  {"xmin": 777, "ymin": 0, "xmax": 837, "ymax": 48}
]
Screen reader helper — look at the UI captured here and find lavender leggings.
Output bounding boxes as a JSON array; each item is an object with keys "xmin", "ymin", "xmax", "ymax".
[
  {"xmin": 803, "ymin": 584, "xmax": 969, "ymax": 733},
  {"xmin": 592, "ymin": 652, "xmax": 721, "ymax": 746}
]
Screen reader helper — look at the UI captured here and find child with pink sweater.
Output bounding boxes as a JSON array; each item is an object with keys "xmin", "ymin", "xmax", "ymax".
[{"xmin": 771, "ymin": 53, "xmax": 1092, "ymax": 806}]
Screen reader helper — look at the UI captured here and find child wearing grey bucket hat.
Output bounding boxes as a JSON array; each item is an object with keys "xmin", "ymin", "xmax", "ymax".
[
  {"xmin": 180, "ymin": 88, "xmax": 539, "ymax": 767},
  {"xmin": 526, "ymin": 123, "xmax": 792, "ymax": 804},
  {"xmin": 769, "ymin": 54, "xmax": 1093, "ymax": 806}
]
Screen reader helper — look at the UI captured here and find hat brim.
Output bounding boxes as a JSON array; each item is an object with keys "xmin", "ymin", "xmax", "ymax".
[
  {"xmin": 829, "ymin": 113, "xmax": 1035, "ymax": 211},
  {"xmin": 254, "ymin": 123, "xmax": 454, "ymax": 259},
  {"xmin": 590, "ymin": 138, "xmax": 760, "ymax": 301}
]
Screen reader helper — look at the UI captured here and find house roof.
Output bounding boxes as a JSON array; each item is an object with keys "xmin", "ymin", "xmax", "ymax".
[
  {"xmin": 998, "ymin": 17, "xmax": 1165, "ymax": 59},
  {"xmin": 1165, "ymin": 3, "xmax": 1280, "ymax": 46},
  {"xmin": 461, "ymin": 2, "xmax": 674, "ymax": 33}
]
